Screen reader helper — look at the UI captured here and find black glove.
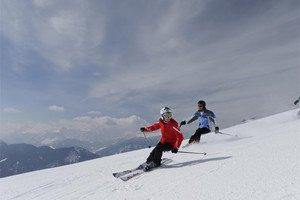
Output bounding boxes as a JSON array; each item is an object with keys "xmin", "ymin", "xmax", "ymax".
[
  {"xmin": 215, "ymin": 126, "xmax": 219, "ymax": 134},
  {"xmin": 171, "ymin": 148, "xmax": 178, "ymax": 153},
  {"xmin": 140, "ymin": 127, "xmax": 146, "ymax": 132},
  {"xmin": 294, "ymin": 99, "xmax": 299, "ymax": 105},
  {"xmin": 180, "ymin": 121, "xmax": 186, "ymax": 126}
]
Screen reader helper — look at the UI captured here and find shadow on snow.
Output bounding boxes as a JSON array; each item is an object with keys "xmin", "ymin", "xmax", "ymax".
[{"xmin": 161, "ymin": 156, "xmax": 232, "ymax": 169}]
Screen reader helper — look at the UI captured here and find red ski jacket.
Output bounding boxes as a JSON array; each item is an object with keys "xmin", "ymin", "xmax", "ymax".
[{"xmin": 144, "ymin": 118, "xmax": 184, "ymax": 148}]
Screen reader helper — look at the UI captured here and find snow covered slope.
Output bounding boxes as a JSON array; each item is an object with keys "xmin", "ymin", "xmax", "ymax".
[{"xmin": 1, "ymin": 109, "xmax": 299, "ymax": 200}]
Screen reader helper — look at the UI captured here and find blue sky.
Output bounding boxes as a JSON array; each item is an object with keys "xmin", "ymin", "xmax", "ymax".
[{"xmin": 1, "ymin": 0, "xmax": 299, "ymax": 143}]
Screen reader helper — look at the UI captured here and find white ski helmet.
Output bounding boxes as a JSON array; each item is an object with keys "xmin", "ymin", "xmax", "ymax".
[{"xmin": 160, "ymin": 107, "xmax": 172, "ymax": 116}]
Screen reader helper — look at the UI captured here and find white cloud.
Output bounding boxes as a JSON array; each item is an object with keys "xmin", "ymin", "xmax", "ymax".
[
  {"xmin": 2, "ymin": 107, "xmax": 21, "ymax": 114},
  {"xmin": 1, "ymin": 0, "xmax": 106, "ymax": 71},
  {"xmin": 1, "ymin": 0, "xmax": 299, "ymax": 131},
  {"xmin": 48, "ymin": 105, "xmax": 65, "ymax": 112},
  {"xmin": 1, "ymin": 115, "xmax": 147, "ymax": 144},
  {"xmin": 32, "ymin": 0, "xmax": 56, "ymax": 8},
  {"xmin": 92, "ymin": 72, "xmax": 101, "ymax": 77},
  {"xmin": 137, "ymin": 1, "xmax": 204, "ymax": 56},
  {"xmin": 89, "ymin": 1, "xmax": 300, "ymax": 105},
  {"xmin": 87, "ymin": 111, "xmax": 102, "ymax": 116}
]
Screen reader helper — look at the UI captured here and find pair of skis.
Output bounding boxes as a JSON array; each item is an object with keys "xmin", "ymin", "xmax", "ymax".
[
  {"xmin": 113, "ymin": 149, "xmax": 207, "ymax": 181},
  {"xmin": 113, "ymin": 158, "xmax": 171, "ymax": 181},
  {"xmin": 113, "ymin": 167, "xmax": 145, "ymax": 181}
]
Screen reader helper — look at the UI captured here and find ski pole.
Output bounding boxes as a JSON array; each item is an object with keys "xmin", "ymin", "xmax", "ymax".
[
  {"xmin": 218, "ymin": 131, "xmax": 238, "ymax": 137},
  {"xmin": 142, "ymin": 132, "xmax": 151, "ymax": 148},
  {"xmin": 177, "ymin": 150, "xmax": 207, "ymax": 155}
]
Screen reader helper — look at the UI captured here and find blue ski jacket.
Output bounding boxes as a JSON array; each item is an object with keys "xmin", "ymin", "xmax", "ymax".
[{"xmin": 186, "ymin": 109, "xmax": 217, "ymax": 130}]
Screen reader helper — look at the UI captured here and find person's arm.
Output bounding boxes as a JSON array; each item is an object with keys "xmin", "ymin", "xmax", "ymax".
[
  {"xmin": 144, "ymin": 121, "xmax": 161, "ymax": 132},
  {"xmin": 186, "ymin": 112, "xmax": 199, "ymax": 124},
  {"xmin": 207, "ymin": 110, "xmax": 216, "ymax": 125},
  {"xmin": 207, "ymin": 110, "xmax": 219, "ymax": 133},
  {"xmin": 172, "ymin": 122, "xmax": 184, "ymax": 149},
  {"xmin": 180, "ymin": 112, "xmax": 200, "ymax": 126}
]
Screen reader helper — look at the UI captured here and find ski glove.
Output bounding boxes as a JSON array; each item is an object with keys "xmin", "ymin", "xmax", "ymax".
[
  {"xmin": 171, "ymin": 148, "xmax": 178, "ymax": 154},
  {"xmin": 180, "ymin": 121, "xmax": 186, "ymax": 126},
  {"xmin": 140, "ymin": 127, "xmax": 146, "ymax": 132},
  {"xmin": 215, "ymin": 127, "xmax": 219, "ymax": 134},
  {"xmin": 294, "ymin": 99, "xmax": 299, "ymax": 105}
]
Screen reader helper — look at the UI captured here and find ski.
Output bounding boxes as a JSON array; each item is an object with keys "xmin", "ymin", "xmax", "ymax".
[
  {"xmin": 113, "ymin": 168, "xmax": 140, "ymax": 178},
  {"xmin": 113, "ymin": 163, "xmax": 146, "ymax": 178},
  {"xmin": 113, "ymin": 158, "xmax": 171, "ymax": 181},
  {"xmin": 119, "ymin": 169, "xmax": 145, "ymax": 181}
]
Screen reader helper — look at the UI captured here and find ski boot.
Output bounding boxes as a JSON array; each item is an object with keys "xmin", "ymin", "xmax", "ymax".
[{"xmin": 143, "ymin": 161, "xmax": 157, "ymax": 172}]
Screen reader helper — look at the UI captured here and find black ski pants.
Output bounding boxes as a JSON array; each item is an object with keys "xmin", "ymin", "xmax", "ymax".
[
  {"xmin": 188, "ymin": 127, "xmax": 211, "ymax": 144},
  {"xmin": 146, "ymin": 142, "xmax": 173, "ymax": 166}
]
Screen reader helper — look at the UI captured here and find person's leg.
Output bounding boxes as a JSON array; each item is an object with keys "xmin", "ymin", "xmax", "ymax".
[
  {"xmin": 189, "ymin": 128, "xmax": 202, "ymax": 143},
  {"xmin": 188, "ymin": 135, "xmax": 194, "ymax": 144},
  {"xmin": 197, "ymin": 128, "xmax": 210, "ymax": 142},
  {"xmin": 146, "ymin": 142, "xmax": 163, "ymax": 164},
  {"xmin": 188, "ymin": 129, "xmax": 199, "ymax": 144},
  {"xmin": 150, "ymin": 143, "xmax": 173, "ymax": 166},
  {"xmin": 193, "ymin": 128, "xmax": 202, "ymax": 142},
  {"xmin": 189, "ymin": 128, "xmax": 210, "ymax": 143}
]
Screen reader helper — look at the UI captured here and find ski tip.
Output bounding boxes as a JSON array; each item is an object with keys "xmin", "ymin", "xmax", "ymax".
[{"xmin": 120, "ymin": 177, "xmax": 128, "ymax": 181}]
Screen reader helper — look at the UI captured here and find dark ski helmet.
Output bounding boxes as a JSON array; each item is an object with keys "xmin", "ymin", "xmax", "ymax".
[{"xmin": 198, "ymin": 100, "xmax": 206, "ymax": 107}]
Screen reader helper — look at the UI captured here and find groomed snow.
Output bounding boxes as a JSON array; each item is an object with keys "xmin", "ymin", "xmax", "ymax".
[{"xmin": 1, "ymin": 109, "xmax": 299, "ymax": 200}]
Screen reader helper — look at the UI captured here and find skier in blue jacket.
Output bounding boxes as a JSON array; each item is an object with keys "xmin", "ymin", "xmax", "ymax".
[{"xmin": 180, "ymin": 100, "xmax": 219, "ymax": 144}]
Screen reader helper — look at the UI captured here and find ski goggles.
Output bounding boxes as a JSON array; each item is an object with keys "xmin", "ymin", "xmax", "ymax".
[{"xmin": 162, "ymin": 112, "xmax": 172, "ymax": 119}]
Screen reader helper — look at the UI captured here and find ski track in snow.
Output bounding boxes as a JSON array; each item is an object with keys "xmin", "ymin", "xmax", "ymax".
[{"xmin": 0, "ymin": 109, "xmax": 299, "ymax": 200}]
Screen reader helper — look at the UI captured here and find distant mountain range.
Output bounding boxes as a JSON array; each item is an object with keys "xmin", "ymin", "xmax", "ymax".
[
  {"xmin": 0, "ymin": 132, "xmax": 105, "ymax": 153},
  {"xmin": 0, "ymin": 141, "xmax": 99, "ymax": 178},
  {"xmin": 0, "ymin": 135, "xmax": 162, "ymax": 178}
]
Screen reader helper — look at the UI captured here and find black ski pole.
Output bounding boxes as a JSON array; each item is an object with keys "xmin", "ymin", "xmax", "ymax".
[
  {"xmin": 177, "ymin": 150, "xmax": 207, "ymax": 155},
  {"xmin": 142, "ymin": 132, "xmax": 151, "ymax": 148},
  {"xmin": 218, "ymin": 131, "xmax": 238, "ymax": 137}
]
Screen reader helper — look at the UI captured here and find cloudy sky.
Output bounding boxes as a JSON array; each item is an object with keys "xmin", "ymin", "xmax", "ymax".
[{"xmin": 1, "ymin": 0, "xmax": 299, "ymax": 143}]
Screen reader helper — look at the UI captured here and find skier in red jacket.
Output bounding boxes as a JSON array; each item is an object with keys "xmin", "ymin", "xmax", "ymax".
[{"xmin": 140, "ymin": 107, "xmax": 184, "ymax": 171}]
